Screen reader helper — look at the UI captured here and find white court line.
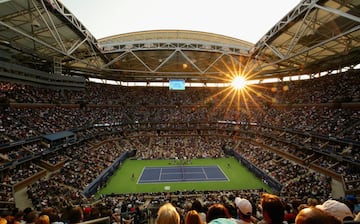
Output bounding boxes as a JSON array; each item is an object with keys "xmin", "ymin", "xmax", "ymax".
[
  {"xmin": 216, "ymin": 165, "xmax": 230, "ymax": 181},
  {"xmin": 137, "ymin": 167, "xmax": 147, "ymax": 184},
  {"xmin": 159, "ymin": 167, "xmax": 162, "ymax": 181},
  {"xmin": 202, "ymin": 167, "xmax": 209, "ymax": 180}
]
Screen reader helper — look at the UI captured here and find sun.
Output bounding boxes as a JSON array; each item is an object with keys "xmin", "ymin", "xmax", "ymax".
[
  {"xmin": 201, "ymin": 56, "xmax": 275, "ymax": 122},
  {"xmin": 231, "ymin": 76, "xmax": 247, "ymax": 90}
]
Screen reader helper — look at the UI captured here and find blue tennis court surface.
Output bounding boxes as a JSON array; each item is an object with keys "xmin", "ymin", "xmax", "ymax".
[{"xmin": 138, "ymin": 165, "xmax": 229, "ymax": 183}]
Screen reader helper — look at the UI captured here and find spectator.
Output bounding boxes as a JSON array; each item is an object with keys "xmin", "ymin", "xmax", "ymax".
[
  {"xmin": 39, "ymin": 208, "xmax": 63, "ymax": 224},
  {"xmin": 25, "ymin": 211, "xmax": 38, "ymax": 224},
  {"xmin": 14, "ymin": 210, "xmax": 26, "ymax": 224},
  {"xmin": 35, "ymin": 215, "xmax": 50, "ymax": 224},
  {"xmin": 67, "ymin": 207, "xmax": 83, "ymax": 224},
  {"xmin": 295, "ymin": 207, "xmax": 341, "ymax": 224},
  {"xmin": 185, "ymin": 210, "xmax": 203, "ymax": 224},
  {"xmin": 4, "ymin": 216, "xmax": 15, "ymax": 224},
  {"xmin": 206, "ymin": 203, "xmax": 236, "ymax": 224},
  {"xmin": 234, "ymin": 197, "xmax": 255, "ymax": 224},
  {"xmin": 0, "ymin": 218, "xmax": 8, "ymax": 224},
  {"xmin": 111, "ymin": 208, "xmax": 121, "ymax": 224},
  {"xmin": 258, "ymin": 193, "xmax": 285, "ymax": 224},
  {"xmin": 121, "ymin": 213, "xmax": 134, "ymax": 224},
  {"xmin": 156, "ymin": 203, "xmax": 180, "ymax": 224},
  {"xmin": 315, "ymin": 199, "xmax": 354, "ymax": 222},
  {"xmin": 284, "ymin": 199, "xmax": 302, "ymax": 224},
  {"xmin": 191, "ymin": 200, "xmax": 207, "ymax": 223}
]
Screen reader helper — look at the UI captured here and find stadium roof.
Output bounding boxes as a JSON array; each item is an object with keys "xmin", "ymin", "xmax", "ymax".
[{"xmin": 0, "ymin": 0, "xmax": 359, "ymax": 83}]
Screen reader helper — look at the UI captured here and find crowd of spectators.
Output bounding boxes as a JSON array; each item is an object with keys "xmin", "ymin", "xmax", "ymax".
[
  {"xmin": 265, "ymin": 70, "xmax": 360, "ymax": 104},
  {"xmin": 2, "ymin": 188, "xmax": 359, "ymax": 224},
  {"xmin": 0, "ymin": 70, "xmax": 359, "ymax": 223},
  {"xmin": 251, "ymin": 125, "xmax": 360, "ymax": 193},
  {"xmin": 1, "ymin": 71, "xmax": 359, "ymax": 145},
  {"xmin": 0, "ymin": 163, "xmax": 43, "ymax": 186},
  {"xmin": 129, "ymin": 131, "xmax": 230, "ymax": 160},
  {"xmin": 0, "ymin": 128, "xmax": 355, "ymax": 221}
]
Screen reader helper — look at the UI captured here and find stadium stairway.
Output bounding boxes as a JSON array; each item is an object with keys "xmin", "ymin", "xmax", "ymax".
[
  {"xmin": 331, "ymin": 178, "xmax": 346, "ymax": 198},
  {"xmin": 14, "ymin": 187, "xmax": 32, "ymax": 210}
]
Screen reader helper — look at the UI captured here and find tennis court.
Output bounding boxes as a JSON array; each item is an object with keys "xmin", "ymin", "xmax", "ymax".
[{"xmin": 138, "ymin": 165, "xmax": 229, "ymax": 183}]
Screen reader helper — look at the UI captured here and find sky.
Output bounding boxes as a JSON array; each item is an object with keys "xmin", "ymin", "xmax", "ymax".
[{"xmin": 60, "ymin": 0, "xmax": 301, "ymax": 44}]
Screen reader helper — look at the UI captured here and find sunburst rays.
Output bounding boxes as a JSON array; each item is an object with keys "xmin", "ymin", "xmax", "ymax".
[{"xmin": 203, "ymin": 55, "xmax": 277, "ymax": 121}]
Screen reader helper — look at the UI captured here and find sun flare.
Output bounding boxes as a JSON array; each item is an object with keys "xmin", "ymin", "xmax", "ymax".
[
  {"xmin": 231, "ymin": 76, "xmax": 247, "ymax": 90},
  {"xmin": 200, "ymin": 55, "xmax": 275, "ymax": 121}
]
